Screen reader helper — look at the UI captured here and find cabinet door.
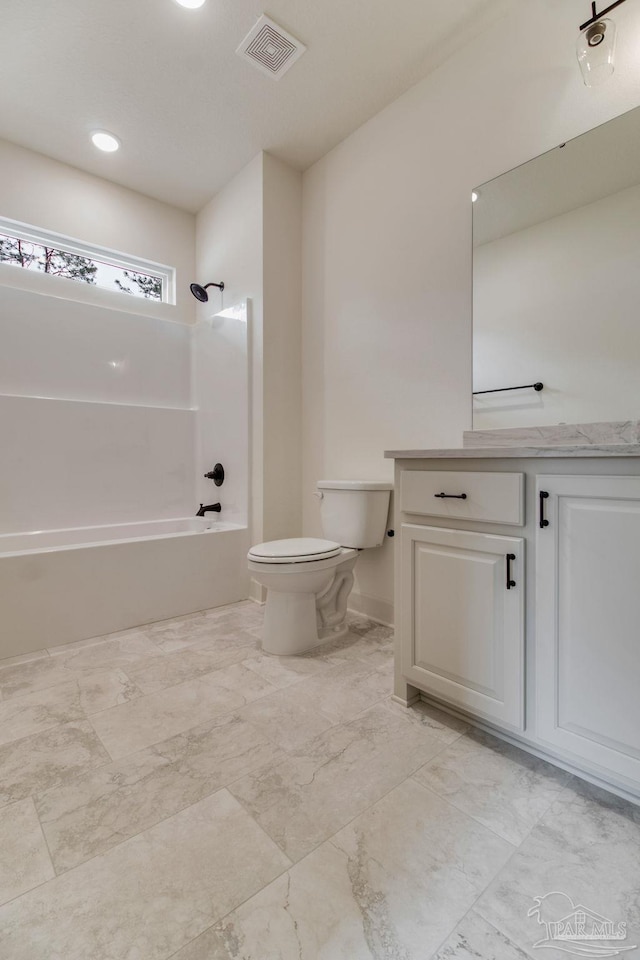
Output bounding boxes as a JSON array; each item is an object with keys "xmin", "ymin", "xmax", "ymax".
[
  {"xmin": 536, "ymin": 475, "xmax": 640, "ymax": 787},
  {"xmin": 400, "ymin": 524, "xmax": 524, "ymax": 730}
]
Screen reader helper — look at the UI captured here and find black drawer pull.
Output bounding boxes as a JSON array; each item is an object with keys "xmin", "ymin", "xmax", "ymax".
[
  {"xmin": 434, "ymin": 492, "xmax": 467, "ymax": 500},
  {"xmin": 506, "ymin": 553, "xmax": 516, "ymax": 589},
  {"xmin": 539, "ymin": 490, "xmax": 549, "ymax": 528}
]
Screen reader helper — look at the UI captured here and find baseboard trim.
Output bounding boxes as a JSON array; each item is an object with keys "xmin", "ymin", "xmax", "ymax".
[
  {"xmin": 391, "ymin": 693, "xmax": 421, "ymax": 708},
  {"xmin": 416, "ymin": 691, "xmax": 640, "ymax": 807},
  {"xmin": 347, "ymin": 591, "xmax": 393, "ymax": 627}
]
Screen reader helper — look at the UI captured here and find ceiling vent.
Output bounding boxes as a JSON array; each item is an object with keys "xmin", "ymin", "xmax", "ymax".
[{"xmin": 236, "ymin": 15, "xmax": 306, "ymax": 80}]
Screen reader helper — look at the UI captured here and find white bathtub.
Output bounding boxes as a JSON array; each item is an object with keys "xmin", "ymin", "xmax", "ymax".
[{"xmin": 0, "ymin": 518, "xmax": 250, "ymax": 659}]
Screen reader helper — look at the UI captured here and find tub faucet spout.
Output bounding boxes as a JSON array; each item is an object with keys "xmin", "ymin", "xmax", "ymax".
[{"xmin": 196, "ymin": 503, "xmax": 221, "ymax": 517}]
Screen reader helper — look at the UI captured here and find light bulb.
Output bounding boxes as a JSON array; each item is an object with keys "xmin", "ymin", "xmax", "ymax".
[
  {"xmin": 174, "ymin": 0, "xmax": 206, "ymax": 8},
  {"xmin": 577, "ymin": 18, "xmax": 616, "ymax": 87}
]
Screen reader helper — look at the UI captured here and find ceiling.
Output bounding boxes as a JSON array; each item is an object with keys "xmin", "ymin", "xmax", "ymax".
[
  {"xmin": 474, "ymin": 103, "xmax": 640, "ymax": 245},
  {"xmin": 0, "ymin": 0, "xmax": 513, "ymax": 212}
]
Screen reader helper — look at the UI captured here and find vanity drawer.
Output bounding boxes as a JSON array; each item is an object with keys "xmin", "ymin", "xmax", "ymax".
[{"xmin": 401, "ymin": 470, "xmax": 524, "ymax": 525}]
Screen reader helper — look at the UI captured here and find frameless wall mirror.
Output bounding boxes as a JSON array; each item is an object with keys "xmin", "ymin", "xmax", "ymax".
[{"xmin": 472, "ymin": 104, "xmax": 640, "ymax": 430}]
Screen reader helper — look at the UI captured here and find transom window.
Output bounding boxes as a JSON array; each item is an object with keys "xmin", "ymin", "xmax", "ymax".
[{"xmin": 0, "ymin": 217, "xmax": 175, "ymax": 304}]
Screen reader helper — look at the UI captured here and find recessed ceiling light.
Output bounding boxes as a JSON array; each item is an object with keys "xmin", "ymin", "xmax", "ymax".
[
  {"xmin": 91, "ymin": 131, "xmax": 120, "ymax": 153},
  {"xmin": 174, "ymin": 0, "xmax": 206, "ymax": 8},
  {"xmin": 471, "ymin": 191, "xmax": 480, "ymax": 203}
]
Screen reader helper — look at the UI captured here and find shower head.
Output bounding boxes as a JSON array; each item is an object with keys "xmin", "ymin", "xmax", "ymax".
[{"xmin": 190, "ymin": 281, "xmax": 224, "ymax": 302}]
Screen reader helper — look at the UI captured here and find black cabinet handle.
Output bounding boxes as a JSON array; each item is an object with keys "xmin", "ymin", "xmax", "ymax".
[
  {"xmin": 434, "ymin": 492, "xmax": 467, "ymax": 500},
  {"xmin": 506, "ymin": 553, "xmax": 516, "ymax": 589},
  {"xmin": 539, "ymin": 490, "xmax": 550, "ymax": 528}
]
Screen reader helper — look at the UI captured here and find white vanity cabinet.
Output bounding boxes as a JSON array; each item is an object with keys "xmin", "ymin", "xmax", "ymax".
[
  {"xmin": 536, "ymin": 474, "xmax": 640, "ymax": 791},
  {"xmin": 400, "ymin": 524, "xmax": 524, "ymax": 730},
  {"xmin": 389, "ymin": 450, "xmax": 640, "ymax": 804}
]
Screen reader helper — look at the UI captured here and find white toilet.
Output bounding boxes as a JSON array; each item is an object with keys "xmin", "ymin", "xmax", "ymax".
[{"xmin": 248, "ymin": 481, "xmax": 392, "ymax": 656}]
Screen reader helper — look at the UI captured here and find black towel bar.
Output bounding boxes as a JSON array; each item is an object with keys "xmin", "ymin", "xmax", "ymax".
[{"xmin": 473, "ymin": 382, "xmax": 543, "ymax": 396}]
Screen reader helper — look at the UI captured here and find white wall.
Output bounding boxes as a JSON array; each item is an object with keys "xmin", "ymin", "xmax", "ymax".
[
  {"xmin": 474, "ymin": 181, "xmax": 640, "ymax": 428},
  {"xmin": 196, "ymin": 153, "xmax": 303, "ymax": 591},
  {"xmin": 193, "ymin": 301, "xmax": 250, "ymax": 528},
  {"xmin": 301, "ymin": 0, "xmax": 640, "ymax": 622},
  {"xmin": 262, "ymin": 154, "xmax": 302, "ymax": 544},
  {"xmin": 196, "ymin": 155, "xmax": 264, "ymax": 553},
  {"xmin": 0, "ymin": 138, "xmax": 195, "ymax": 324}
]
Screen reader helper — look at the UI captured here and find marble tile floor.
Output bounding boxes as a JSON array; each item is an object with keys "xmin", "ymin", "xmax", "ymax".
[{"xmin": 0, "ymin": 600, "xmax": 639, "ymax": 959}]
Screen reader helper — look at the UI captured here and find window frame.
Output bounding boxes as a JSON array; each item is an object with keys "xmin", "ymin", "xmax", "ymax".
[{"xmin": 0, "ymin": 216, "xmax": 176, "ymax": 305}]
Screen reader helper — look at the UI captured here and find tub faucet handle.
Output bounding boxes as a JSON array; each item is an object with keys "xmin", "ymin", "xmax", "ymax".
[{"xmin": 204, "ymin": 463, "xmax": 225, "ymax": 486}]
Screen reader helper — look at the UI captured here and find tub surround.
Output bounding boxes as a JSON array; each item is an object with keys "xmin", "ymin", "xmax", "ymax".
[
  {"xmin": 1, "ymin": 295, "xmax": 250, "ymax": 660},
  {"xmin": 389, "ymin": 438, "xmax": 640, "ymax": 805}
]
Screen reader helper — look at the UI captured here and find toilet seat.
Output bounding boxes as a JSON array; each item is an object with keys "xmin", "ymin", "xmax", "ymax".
[{"xmin": 248, "ymin": 537, "xmax": 341, "ymax": 564}]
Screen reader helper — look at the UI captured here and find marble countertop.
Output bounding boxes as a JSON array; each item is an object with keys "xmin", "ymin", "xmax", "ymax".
[{"xmin": 384, "ymin": 444, "xmax": 640, "ymax": 459}]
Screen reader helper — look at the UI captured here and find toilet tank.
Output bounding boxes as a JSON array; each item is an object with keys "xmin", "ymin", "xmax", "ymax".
[{"xmin": 317, "ymin": 481, "xmax": 393, "ymax": 548}]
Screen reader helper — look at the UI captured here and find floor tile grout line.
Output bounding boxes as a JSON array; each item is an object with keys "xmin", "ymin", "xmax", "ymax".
[
  {"xmin": 164, "ymin": 726, "xmax": 450, "ymax": 960},
  {"xmin": 23, "ymin": 689, "xmax": 464, "ymax": 866},
  {"xmin": 0, "ymin": 673, "xmax": 396, "ymax": 792},
  {"xmin": 408, "ymin": 776, "xmax": 521, "ymax": 849},
  {"xmin": 0, "ymin": 601, "xmax": 260, "ymax": 677},
  {"xmin": 431, "ymin": 830, "xmax": 533, "ymax": 959},
  {"xmin": 162, "ymin": 853, "xmax": 298, "ymax": 960},
  {"xmin": 35, "ymin": 706, "xmax": 311, "ymax": 875},
  {"xmin": 424, "ymin": 872, "xmax": 527, "ymax": 960},
  {"xmin": 390, "ymin": 778, "xmax": 536, "ymax": 960},
  {"xmin": 29, "ymin": 795, "xmax": 58, "ymax": 881},
  {"xmin": 33, "ymin": 781, "xmax": 263, "ymax": 880},
  {"xmin": 0, "ymin": 808, "xmax": 61, "ymax": 912},
  {"xmin": 0, "ymin": 797, "xmax": 57, "ymax": 911},
  {"xmin": 26, "ymin": 697, "xmax": 417, "ymax": 874},
  {"xmin": 227, "ymin": 731, "xmax": 454, "ymax": 867},
  {"xmin": 29, "ymin": 689, "xmax": 303, "ymax": 808},
  {"xmin": 0, "ymin": 624, "xmax": 393, "ymax": 806},
  {"xmin": 1, "ymin": 614, "xmax": 395, "ymax": 881},
  {"xmin": 0, "ymin": 610, "xmax": 488, "ymax": 956},
  {"xmin": 0, "ymin": 657, "xmax": 165, "ymax": 709},
  {"xmin": 0, "ymin": 649, "xmax": 52, "ymax": 670},
  {"xmin": 84, "ymin": 652, "xmax": 392, "ymax": 763},
  {"xmin": 84, "ymin": 656, "xmax": 284, "ymax": 727},
  {"xmin": 19, "ymin": 784, "xmax": 295, "ymax": 918},
  {"xmin": 407, "ymin": 765, "xmax": 570, "ymax": 850},
  {"xmin": 125, "ymin": 644, "xmax": 339, "ymax": 701},
  {"xmin": 0, "ymin": 619, "xmax": 383, "ymax": 712}
]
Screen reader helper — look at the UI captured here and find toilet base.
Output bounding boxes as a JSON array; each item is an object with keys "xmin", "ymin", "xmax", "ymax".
[
  {"xmin": 262, "ymin": 591, "xmax": 325, "ymax": 656},
  {"xmin": 250, "ymin": 549, "xmax": 359, "ymax": 657},
  {"xmin": 262, "ymin": 595, "xmax": 351, "ymax": 656}
]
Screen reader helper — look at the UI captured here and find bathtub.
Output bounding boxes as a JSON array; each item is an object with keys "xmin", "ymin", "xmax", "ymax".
[{"xmin": 0, "ymin": 518, "xmax": 250, "ymax": 659}]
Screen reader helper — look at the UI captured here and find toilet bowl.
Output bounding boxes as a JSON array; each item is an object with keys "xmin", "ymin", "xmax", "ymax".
[{"xmin": 248, "ymin": 481, "xmax": 392, "ymax": 656}]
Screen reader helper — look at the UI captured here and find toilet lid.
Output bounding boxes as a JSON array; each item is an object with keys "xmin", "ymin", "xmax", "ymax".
[{"xmin": 248, "ymin": 537, "xmax": 342, "ymax": 563}]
